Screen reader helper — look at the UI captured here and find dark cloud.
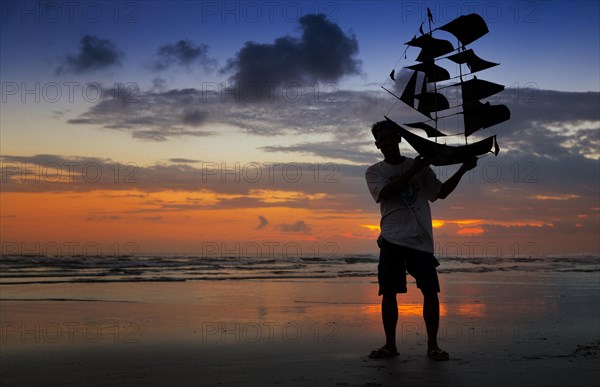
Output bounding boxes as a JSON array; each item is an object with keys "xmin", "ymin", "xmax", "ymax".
[
  {"xmin": 149, "ymin": 39, "xmax": 216, "ymax": 71},
  {"xmin": 56, "ymin": 35, "xmax": 123, "ymax": 75},
  {"xmin": 133, "ymin": 128, "xmax": 213, "ymax": 142},
  {"xmin": 256, "ymin": 216, "xmax": 269, "ymax": 230},
  {"xmin": 64, "ymin": 82, "xmax": 599, "ymax": 165},
  {"xmin": 279, "ymin": 220, "xmax": 311, "ymax": 234},
  {"xmin": 490, "ymin": 89, "xmax": 600, "ymax": 160},
  {"xmin": 51, "ymin": 110, "xmax": 69, "ymax": 120},
  {"xmin": 152, "ymin": 78, "xmax": 168, "ymax": 91},
  {"xmin": 66, "ymin": 87, "xmax": 214, "ymax": 141},
  {"xmin": 182, "ymin": 109, "xmax": 208, "ymax": 127},
  {"xmin": 169, "ymin": 158, "xmax": 201, "ymax": 164},
  {"xmin": 66, "ymin": 85, "xmax": 387, "ymax": 142},
  {"xmin": 221, "ymin": 14, "xmax": 361, "ymax": 91},
  {"xmin": 61, "ymin": 71, "xmax": 598, "ymax": 155},
  {"xmin": 0, "ymin": 154, "xmax": 367, "ymax": 197},
  {"xmin": 504, "ymin": 90, "xmax": 599, "ymax": 125},
  {"xmin": 261, "ymin": 141, "xmax": 377, "ymax": 164},
  {"xmin": 217, "ymin": 89, "xmax": 384, "ymax": 138}
]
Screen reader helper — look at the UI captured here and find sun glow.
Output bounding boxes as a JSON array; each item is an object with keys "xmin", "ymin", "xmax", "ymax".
[{"xmin": 360, "ymin": 224, "xmax": 381, "ymax": 232}]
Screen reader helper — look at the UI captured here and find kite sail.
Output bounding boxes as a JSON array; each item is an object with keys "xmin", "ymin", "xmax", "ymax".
[{"xmin": 382, "ymin": 10, "xmax": 510, "ymax": 166}]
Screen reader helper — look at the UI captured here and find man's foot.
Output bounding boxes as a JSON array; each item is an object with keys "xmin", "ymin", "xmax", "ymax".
[
  {"xmin": 368, "ymin": 346, "xmax": 400, "ymax": 359},
  {"xmin": 427, "ymin": 347, "xmax": 449, "ymax": 361}
]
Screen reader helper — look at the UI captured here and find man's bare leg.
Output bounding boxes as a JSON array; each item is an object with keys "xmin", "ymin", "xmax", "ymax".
[
  {"xmin": 423, "ymin": 292, "xmax": 439, "ymax": 349},
  {"xmin": 423, "ymin": 292, "xmax": 449, "ymax": 359},
  {"xmin": 382, "ymin": 293, "xmax": 398, "ymax": 351}
]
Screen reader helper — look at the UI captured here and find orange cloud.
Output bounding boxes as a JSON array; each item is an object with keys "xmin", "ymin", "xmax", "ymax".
[
  {"xmin": 530, "ymin": 194, "xmax": 580, "ymax": 201},
  {"xmin": 248, "ymin": 189, "xmax": 328, "ymax": 203},
  {"xmin": 433, "ymin": 219, "xmax": 484, "ymax": 227},
  {"xmin": 487, "ymin": 220, "xmax": 553, "ymax": 227},
  {"xmin": 451, "ymin": 219, "xmax": 483, "ymax": 226},
  {"xmin": 340, "ymin": 232, "xmax": 373, "ymax": 240},
  {"xmin": 457, "ymin": 228, "xmax": 485, "ymax": 236},
  {"xmin": 435, "ymin": 219, "xmax": 553, "ymax": 229}
]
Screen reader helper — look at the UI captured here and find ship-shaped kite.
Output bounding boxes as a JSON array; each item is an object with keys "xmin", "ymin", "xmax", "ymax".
[{"xmin": 382, "ymin": 11, "xmax": 510, "ymax": 165}]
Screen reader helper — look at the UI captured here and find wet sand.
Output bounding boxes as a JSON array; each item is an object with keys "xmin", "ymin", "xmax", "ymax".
[{"xmin": 1, "ymin": 272, "xmax": 598, "ymax": 386}]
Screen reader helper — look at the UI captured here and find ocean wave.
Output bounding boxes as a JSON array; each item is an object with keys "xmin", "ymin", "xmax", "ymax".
[{"xmin": 1, "ymin": 253, "xmax": 598, "ymax": 285}]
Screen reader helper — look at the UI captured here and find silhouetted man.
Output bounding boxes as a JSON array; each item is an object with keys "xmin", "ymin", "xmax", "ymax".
[{"xmin": 365, "ymin": 120, "xmax": 477, "ymax": 360}]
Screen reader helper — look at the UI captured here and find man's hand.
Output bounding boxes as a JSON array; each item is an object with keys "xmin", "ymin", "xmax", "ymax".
[
  {"xmin": 410, "ymin": 155, "xmax": 432, "ymax": 174},
  {"xmin": 459, "ymin": 157, "xmax": 478, "ymax": 173}
]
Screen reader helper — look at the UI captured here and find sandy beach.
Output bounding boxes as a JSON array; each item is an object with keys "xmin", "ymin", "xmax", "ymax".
[{"xmin": 1, "ymin": 271, "xmax": 599, "ymax": 386}]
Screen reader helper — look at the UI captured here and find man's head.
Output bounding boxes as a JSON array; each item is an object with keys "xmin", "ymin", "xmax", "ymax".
[{"xmin": 371, "ymin": 121, "xmax": 402, "ymax": 154}]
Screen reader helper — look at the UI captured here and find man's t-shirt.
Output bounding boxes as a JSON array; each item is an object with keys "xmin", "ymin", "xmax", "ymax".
[{"xmin": 365, "ymin": 158, "xmax": 442, "ymax": 253}]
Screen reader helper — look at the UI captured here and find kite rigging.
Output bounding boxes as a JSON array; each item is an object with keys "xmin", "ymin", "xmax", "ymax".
[{"xmin": 382, "ymin": 9, "xmax": 510, "ymax": 166}]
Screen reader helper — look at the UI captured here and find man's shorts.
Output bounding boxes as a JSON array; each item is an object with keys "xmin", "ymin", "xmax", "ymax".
[{"xmin": 377, "ymin": 237, "xmax": 440, "ymax": 296}]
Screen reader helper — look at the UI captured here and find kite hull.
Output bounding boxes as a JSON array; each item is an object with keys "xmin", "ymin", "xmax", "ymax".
[{"xmin": 385, "ymin": 117, "xmax": 498, "ymax": 166}]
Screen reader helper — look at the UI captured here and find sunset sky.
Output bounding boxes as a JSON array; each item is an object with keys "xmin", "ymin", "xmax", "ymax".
[{"xmin": 1, "ymin": 1, "xmax": 599, "ymax": 258}]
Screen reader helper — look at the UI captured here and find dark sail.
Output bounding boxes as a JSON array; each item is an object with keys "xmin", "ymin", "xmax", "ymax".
[
  {"xmin": 463, "ymin": 101, "xmax": 511, "ymax": 136},
  {"xmin": 405, "ymin": 122, "xmax": 447, "ymax": 137},
  {"xmin": 407, "ymin": 62, "xmax": 450, "ymax": 83},
  {"xmin": 437, "ymin": 14, "xmax": 489, "ymax": 46},
  {"xmin": 406, "ymin": 34, "xmax": 454, "ymax": 62},
  {"xmin": 400, "ymin": 71, "xmax": 418, "ymax": 107},
  {"xmin": 415, "ymin": 91, "xmax": 450, "ymax": 116},
  {"xmin": 385, "ymin": 117, "xmax": 497, "ymax": 166},
  {"xmin": 461, "ymin": 77, "xmax": 505, "ymax": 105},
  {"xmin": 461, "ymin": 72, "xmax": 510, "ymax": 137},
  {"xmin": 446, "ymin": 49, "xmax": 499, "ymax": 73},
  {"xmin": 415, "ymin": 76, "xmax": 450, "ymax": 118}
]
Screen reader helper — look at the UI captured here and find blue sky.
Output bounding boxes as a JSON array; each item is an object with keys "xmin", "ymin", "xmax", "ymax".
[{"xmin": 1, "ymin": 1, "xmax": 599, "ymax": 92}]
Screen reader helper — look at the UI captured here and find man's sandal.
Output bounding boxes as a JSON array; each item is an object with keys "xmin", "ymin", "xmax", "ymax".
[
  {"xmin": 427, "ymin": 348, "xmax": 449, "ymax": 361},
  {"xmin": 368, "ymin": 347, "xmax": 400, "ymax": 359}
]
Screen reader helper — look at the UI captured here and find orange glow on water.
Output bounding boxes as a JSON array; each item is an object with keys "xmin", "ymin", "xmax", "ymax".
[
  {"xmin": 456, "ymin": 302, "xmax": 486, "ymax": 317},
  {"xmin": 362, "ymin": 303, "xmax": 448, "ymax": 317}
]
